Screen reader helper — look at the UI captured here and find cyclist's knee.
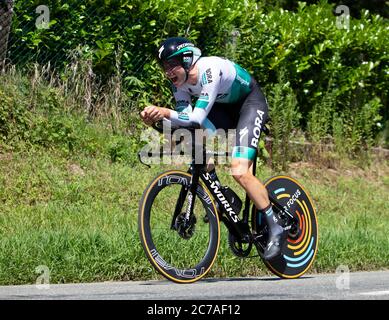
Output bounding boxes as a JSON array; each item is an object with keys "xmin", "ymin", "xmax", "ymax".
[{"xmin": 231, "ymin": 159, "xmax": 253, "ymax": 186}]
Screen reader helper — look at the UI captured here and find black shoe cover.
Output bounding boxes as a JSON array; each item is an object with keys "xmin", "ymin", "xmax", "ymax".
[{"xmin": 263, "ymin": 225, "xmax": 286, "ymax": 261}]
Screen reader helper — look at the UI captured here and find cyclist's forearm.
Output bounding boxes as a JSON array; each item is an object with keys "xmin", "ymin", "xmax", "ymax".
[{"xmin": 169, "ymin": 108, "xmax": 206, "ymax": 127}]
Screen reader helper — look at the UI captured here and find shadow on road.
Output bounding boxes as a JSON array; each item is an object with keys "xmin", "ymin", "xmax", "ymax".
[
  {"xmin": 202, "ymin": 276, "xmax": 313, "ymax": 283},
  {"xmin": 139, "ymin": 276, "xmax": 313, "ymax": 285}
]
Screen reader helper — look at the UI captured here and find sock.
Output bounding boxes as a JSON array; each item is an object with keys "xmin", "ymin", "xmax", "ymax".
[{"xmin": 259, "ymin": 204, "xmax": 281, "ymax": 233}]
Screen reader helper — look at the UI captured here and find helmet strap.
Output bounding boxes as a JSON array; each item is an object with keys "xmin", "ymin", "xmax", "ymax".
[{"xmin": 184, "ymin": 69, "xmax": 189, "ymax": 82}]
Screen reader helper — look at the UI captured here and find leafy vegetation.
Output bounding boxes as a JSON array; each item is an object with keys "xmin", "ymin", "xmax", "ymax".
[
  {"xmin": 0, "ymin": 67, "xmax": 141, "ymax": 165},
  {"xmin": 7, "ymin": 1, "xmax": 388, "ymax": 156}
]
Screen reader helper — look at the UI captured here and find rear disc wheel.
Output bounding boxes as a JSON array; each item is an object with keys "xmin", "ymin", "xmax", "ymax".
[{"xmin": 252, "ymin": 175, "xmax": 319, "ymax": 279}]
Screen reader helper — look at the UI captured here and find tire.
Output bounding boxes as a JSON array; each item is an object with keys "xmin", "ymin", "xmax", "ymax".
[
  {"xmin": 138, "ymin": 170, "xmax": 220, "ymax": 283},
  {"xmin": 252, "ymin": 175, "xmax": 319, "ymax": 279}
]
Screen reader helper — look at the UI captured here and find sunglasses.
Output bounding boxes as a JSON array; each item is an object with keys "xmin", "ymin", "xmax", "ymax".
[{"xmin": 161, "ymin": 58, "xmax": 182, "ymax": 72}]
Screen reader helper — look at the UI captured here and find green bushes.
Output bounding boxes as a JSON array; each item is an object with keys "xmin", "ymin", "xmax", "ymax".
[
  {"xmin": 0, "ymin": 69, "xmax": 140, "ymax": 165},
  {"xmin": 236, "ymin": 3, "xmax": 387, "ymax": 150},
  {"xmin": 6, "ymin": 0, "xmax": 389, "ymax": 160},
  {"xmin": 265, "ymin": 71, "xmax": 301, "ymax": 170},
  {"xmin": 0, "ymin": 87, "xmax": 29, "ymax": 143}
]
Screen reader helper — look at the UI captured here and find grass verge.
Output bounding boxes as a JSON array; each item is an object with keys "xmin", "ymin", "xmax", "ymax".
[{"xmin": 0, "ymin": 148, "xmax": 388, "ymax": 285}]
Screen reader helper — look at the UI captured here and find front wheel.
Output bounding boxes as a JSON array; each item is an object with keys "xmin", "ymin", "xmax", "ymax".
[
  {"xmin": 252, "ymin": 175, "xmax": 319, "ymax": 279},
  {"xmin": 138, "ymin": 170, "xmax": 220, "ymax": 283}
]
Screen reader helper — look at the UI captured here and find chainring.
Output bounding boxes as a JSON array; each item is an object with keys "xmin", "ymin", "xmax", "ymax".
[{"xmin": 227, "ymin": 232, "xmax": 252, "ymax": 258}]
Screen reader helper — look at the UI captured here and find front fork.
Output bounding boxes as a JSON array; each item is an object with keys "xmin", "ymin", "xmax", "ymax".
[{"xmin": 170, "ymin": 167, "xmax": 199, "ymax": 230}]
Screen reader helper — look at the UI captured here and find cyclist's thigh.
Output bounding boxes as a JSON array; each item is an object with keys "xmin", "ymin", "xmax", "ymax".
[{"xmin": 233, "ymin": 82, "xmax": 269, "ymax": 161}]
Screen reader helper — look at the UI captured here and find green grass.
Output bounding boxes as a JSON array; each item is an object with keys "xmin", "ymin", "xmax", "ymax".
[{"xmin": 0, "ymin": 148, "xmax": 388, "ymax": 285}]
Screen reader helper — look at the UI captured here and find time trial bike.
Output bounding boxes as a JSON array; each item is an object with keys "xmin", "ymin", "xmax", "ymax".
[{"xmin": 138, "ymin": 122, "xmax": 318, "ymax": 283}]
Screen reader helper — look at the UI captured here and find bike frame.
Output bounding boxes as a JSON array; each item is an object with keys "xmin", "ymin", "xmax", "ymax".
[
  {"xmin": 167, "ymin": 128, "xmax": 295, "ymax": 250},
  {"xmin": 138, "ymin": 124, "xmax": 296, "ymax": 249}
]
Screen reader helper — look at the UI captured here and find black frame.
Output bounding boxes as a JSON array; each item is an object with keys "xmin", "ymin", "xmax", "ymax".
[{"xmin": 151, "ymin": 127, "xmax": 297, "ymax": 253}]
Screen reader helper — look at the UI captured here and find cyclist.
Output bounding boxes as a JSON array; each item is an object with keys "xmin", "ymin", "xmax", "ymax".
[{"xmin": 140, "ymin": 37, "xmax": 285, "ymax": 260}]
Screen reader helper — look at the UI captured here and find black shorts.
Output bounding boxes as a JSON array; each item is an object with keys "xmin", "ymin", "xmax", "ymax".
[{"xmin": 206, "ymin": 78, "xmax": 269, "ymax": 161}]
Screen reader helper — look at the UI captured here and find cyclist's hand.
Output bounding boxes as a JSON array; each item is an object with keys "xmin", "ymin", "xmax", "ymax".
[
  {"xmin": 141, "ymin": 105, "xmax": 160, "ymax": 125},
  {"xmin": 140, "ymin": 110, "xmax": 154, "ymax": 126},
  {"xmin": 141, "ymin": 106, "xmax": 169, "ymax": 125}
]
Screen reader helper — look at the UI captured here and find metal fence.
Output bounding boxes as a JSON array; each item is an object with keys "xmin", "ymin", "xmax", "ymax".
[
  {"xmin": 0, "ymin": 1, "xmax": 157, "ymax": 82},
  {"xmin": 0, "ymin": 0, "xmax": 13, "ymax": 67},
  {"xmin": 0, "ymin": 0, "xmax": 244, "ymax": 118},
  {"xmin": 1, "ymin": 1, "xmax": 238, "ymax": 78}
]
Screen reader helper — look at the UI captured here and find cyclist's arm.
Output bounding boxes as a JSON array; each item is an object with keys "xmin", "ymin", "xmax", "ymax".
[
  {"xmin": 172, "ymin": 86, "xmax": 193, "ymax": 113},
  {"xmin": 168, "ymin": 67, "xmax": 221, "ymax": 128}
]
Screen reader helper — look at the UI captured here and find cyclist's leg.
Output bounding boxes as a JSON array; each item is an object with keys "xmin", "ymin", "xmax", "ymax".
[
  {"xmin": 231, "ymin": 158, "xmax": 270, "ymax": 209},
  {"xmin": 230, "ymin": 81, "xmax": 269, "ymax": 209},
  {"xmin": 231, "ymin": 80, "xmax": 285, "ymax": 260},
  {"xmin": 207, "ymin": 102, "xmax": 236, "ymax": 130}
]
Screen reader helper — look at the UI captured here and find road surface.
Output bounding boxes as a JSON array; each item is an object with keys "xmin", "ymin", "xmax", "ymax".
[{"xmin": 0, "ymin": 271, "xmax": 388, "ymax": 300}]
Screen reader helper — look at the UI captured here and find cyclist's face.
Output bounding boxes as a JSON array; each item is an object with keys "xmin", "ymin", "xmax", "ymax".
[{"xmin": 162, "ymin": 59, "xmax": 186, "ymax": 87}]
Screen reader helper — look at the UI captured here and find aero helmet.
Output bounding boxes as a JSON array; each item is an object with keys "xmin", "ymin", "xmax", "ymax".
[{"xmin": 157, "ymin": 37, "xmax": 202, "ymax": 78}]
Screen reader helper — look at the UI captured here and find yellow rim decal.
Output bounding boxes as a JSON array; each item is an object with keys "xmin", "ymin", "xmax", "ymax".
[{"xmin": 294, "ymin": 200, "xmax": 312, "ymax": 255}]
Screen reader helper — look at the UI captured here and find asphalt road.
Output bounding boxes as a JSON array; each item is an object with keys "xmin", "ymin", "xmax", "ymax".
[{"xmin": 0, "ymin": 271, "xmax": 388, "ymax": 300}]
